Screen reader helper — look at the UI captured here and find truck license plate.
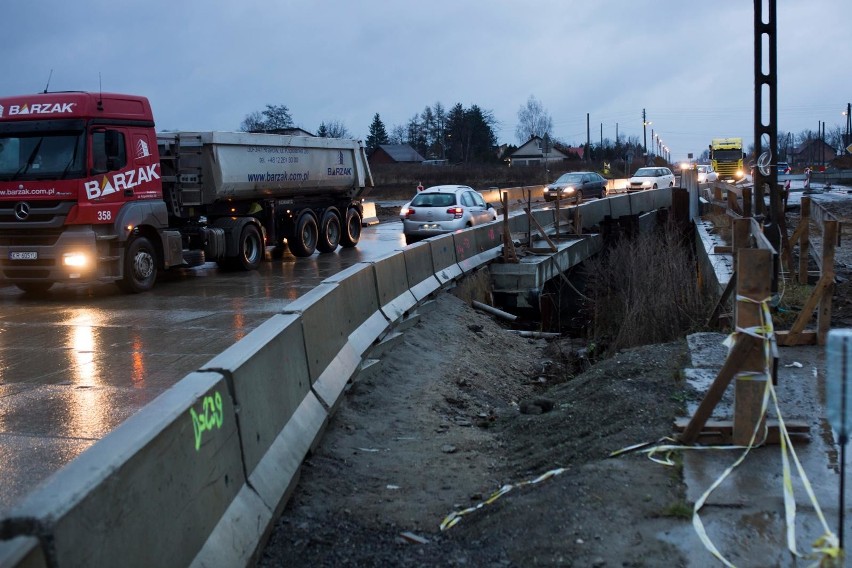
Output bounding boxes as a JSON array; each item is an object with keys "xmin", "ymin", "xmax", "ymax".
[{"xmin": 9, "ymin": 251, "xmax": 37, "ymax": 260}]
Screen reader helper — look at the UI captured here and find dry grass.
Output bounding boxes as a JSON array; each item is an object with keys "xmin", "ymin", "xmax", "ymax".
[
  {"xmin": 583, "ymin": 224, "xmax": 714, "ymax": 354},
  {"xmin": 773, "ymin": 279, "xmax": 815, "ymax": 329}
]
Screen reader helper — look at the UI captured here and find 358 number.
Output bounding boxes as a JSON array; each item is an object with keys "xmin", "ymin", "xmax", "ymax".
[{"xmin": 97, "ymin": 210, "xmax": 112, "ymax": 221}]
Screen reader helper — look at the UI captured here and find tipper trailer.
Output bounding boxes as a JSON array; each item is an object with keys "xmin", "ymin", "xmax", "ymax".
[{"xmin": 0, "ymin": 91, "xmax": 373, "ymax": 293}]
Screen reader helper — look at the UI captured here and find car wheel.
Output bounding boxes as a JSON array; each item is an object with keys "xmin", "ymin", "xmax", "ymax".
[
  {"xmin": 600, "ymin": 189, "xmax": 606, "ymax": 199},
  {"xmin": 652, "ymin": 184, "xmax": 658, "ymax": 189}
]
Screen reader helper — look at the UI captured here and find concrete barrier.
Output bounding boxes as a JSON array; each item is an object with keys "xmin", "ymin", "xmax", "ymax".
[
  {"xmin": 361, "ymin": 201, "xmax": 379, "ymax": 225},
  {"xmin": 200, "ymin": 314, "xmax": 327, "ymax": 520},
  {"xmin": 402, "ymin": 242, "xmax": 441, "ymax": 301},
  {"xmin": 452, "ymin": 220, "xmax": 506, "ymax": 273},
  {"xmin": 370, "ymin": 251, "xmax": 417, "ymax": 323},
  {"xmin": 0, "ymin": 536, "xmax": 45, "ymax": 568},
  {"xmin": 283, "ymin": 263, "xmax": 388, "ymax": 409},
  {"xmin": 0, "ymin": 372, "xmax": 246, "ymax": 568},
  {"xmin": 428, "ymin": 234, "xmax": 462, "ymax": 284}
]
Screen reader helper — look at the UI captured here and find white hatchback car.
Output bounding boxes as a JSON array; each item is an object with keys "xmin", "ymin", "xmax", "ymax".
[
  {"xmin": 696, "ymin": 165, "xmax": 718, "ymax": 183},
  {"xmin": 401, "ymin": 185, "xmax": 497, "ymax": 245},
  {"xmin": 626, "ymin": 167, "xmax": 675, "ymax": 191}
]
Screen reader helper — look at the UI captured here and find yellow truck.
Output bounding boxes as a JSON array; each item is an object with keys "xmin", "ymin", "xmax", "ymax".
[{"xmin": 709, "ymin": 138, "xmax": 745, "ymax": 182}]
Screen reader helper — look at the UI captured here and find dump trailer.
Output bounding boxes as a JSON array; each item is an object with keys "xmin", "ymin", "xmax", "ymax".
[
  {"xmin": 709, "ymin": 137, "xmax": 745, "ymax": 182},
  {"xmin": 0, "ymin": 92, "xmax": 372, "ymax": 293}
]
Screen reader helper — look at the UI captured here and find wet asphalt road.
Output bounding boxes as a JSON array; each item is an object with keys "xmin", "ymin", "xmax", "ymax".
[{"xmin": 0, "ymin": 221, "xmax": 408, "ymax": 513}]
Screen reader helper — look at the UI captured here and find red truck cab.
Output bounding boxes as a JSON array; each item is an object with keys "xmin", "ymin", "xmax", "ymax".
[{"xmin": 0, "ymin": 92, "xmax": 176, "ymax": 292}]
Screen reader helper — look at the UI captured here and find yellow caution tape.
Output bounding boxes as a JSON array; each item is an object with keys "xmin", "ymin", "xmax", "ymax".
[
  {"xmin": 439, "ymin": 467, "xmax": 566, "ymax": 531},
  {"xmin": 611, "ymin": 295, "xmax": 840, "ymax": 566}
]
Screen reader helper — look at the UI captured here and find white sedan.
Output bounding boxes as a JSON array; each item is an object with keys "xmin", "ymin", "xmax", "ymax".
[
  {"xmin": 696, "ymin": 165, "xmax": 718, "ymax": 183},
  {"xmin": 626, "ymin": 167, "xmax": 675, "ymax": 191}
]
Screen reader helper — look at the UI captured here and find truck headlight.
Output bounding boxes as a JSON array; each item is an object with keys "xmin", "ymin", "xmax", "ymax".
[{"xmin": 62, "ymin": 252, "xmax": 89, "ymax": 268}]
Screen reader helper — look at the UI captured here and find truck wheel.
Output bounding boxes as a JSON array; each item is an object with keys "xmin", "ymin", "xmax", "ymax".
[
  {"xmin": 317, "ymin": 208, "xmax": 341, "ymax": 253},
  {"xmin": 289, "ymin": 212, "xmax": 318, "ymax": 257},
  {"xmin": 118, "ymin": 236, "xmax": 157, "ymax": 293},
  {"xmin": 340, "ymin": 208, "xmax": 362, "ymax": 248},
  {"xmin": 235, "ymin": 224, "xmax": 264, "ymax": 270}
]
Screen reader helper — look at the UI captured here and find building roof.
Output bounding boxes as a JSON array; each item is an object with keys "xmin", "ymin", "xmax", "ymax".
[{"xmin": 376, "ymin": 144, "xmax": 426, "ymax": 163}]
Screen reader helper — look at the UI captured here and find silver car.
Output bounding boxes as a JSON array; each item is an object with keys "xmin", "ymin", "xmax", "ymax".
[
  {"xmin": 401, "ymin": 185, "xmax": 497, "ymax": 245},
  {"xmin": 627, "ymin": 167, "xmax": 675, "ymax": 191}
]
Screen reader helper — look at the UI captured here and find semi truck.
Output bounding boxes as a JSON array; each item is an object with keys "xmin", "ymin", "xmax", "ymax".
[
  {"xmin": 0, "ymin": 91, "xmax": 372, "ymax": 293},
  {"xmin": 709, "ymin": 137, "xmax": 745, "ymax": 182}
]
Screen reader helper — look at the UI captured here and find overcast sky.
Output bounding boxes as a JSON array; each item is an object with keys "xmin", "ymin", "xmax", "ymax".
[{"xmin": 2, "ymin": 0, "xmax": 849, "ymax": 161}]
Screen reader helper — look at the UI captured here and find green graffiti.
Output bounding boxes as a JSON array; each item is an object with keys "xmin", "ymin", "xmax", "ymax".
[{"xmin": 190, "ymin": 391, "xmax": 224, "ymax": 451}]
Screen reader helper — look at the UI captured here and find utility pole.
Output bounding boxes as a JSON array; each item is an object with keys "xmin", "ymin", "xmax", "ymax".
[
  {"xmin": 753, "ymin": 0, "xmax": 779, "ymax": 287},
  {"xmin": 642, "ymin": 108, "xmax": 647, "ymax": 154},
  {"xmin": 586, "ymin": 113, "xmax": 590, "ymax": 163},
  {"xmin": 845, "ymin": 102, "xmax": 852, "ymax": 155},
  {"xmin": 616, "ymin": 122, "xmax": 619, "ymax": 145}
]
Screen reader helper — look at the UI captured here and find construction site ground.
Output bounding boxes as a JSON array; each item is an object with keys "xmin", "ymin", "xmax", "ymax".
[{"xmin": 258, "ymin": 186, "xmax": 852, "ymax": 567}]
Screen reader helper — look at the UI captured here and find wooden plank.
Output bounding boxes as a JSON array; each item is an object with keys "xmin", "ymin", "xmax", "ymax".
[
  {"xmin": 732, "ymin": 248, "xmax": 773, "ymax": 445},
  {"xmin": 735, "ymin": 373, "xmax": 768, "ymax": 446},
  {"xmin": 501, "ymin": 192, "xmax": 519, "ymax": 264},
  {"xmin": 524, "ymin": 207, "xmax": 557, "ymax": 252},
  {"xmin": 818, "ymin": 220, "xmax": 838, "ymax": 345},
  {"xmin": 674, "ymin": 418, "xmax": 810, "ymax": 445},
  {"xmin": 678, "ymin": 334, "xmax": 761, "ymax": 444},
  {"xmin": 776, "ymin": 330, "xmax": 818, "ymax": 347},
  {"xmin": 799, "ymin": 198, "xmax": 811, "ymax": 284},
  {"xmin": 706, "ymin": 271, "xmax": 736, "ymax": 328}
]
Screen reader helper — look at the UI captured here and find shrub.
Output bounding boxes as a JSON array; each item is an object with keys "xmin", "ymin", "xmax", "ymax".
[{"xmin": 583, "ymin": 224, "xmax": 713, "ymax": 353}]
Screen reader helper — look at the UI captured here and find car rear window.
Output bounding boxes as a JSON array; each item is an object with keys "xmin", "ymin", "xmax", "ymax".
[{"xmin": 410, "ymin": 193, "xmax": 456, "ymax": 207}]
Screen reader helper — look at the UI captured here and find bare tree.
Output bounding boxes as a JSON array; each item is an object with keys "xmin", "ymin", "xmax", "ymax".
[
  {"xmin": 515, "ymin": 95, "xmax": 553, "ymax": 144},
  {"xmin": 317, "ymin": 120, "xmax": 350, "ymax": 139},
  {"xmin": 389, "ymin": 125, "xmax": 406, "ymax": 145}
]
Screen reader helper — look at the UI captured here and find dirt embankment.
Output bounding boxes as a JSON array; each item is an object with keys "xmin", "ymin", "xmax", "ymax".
[{"xmin": 259, "ymin": 289, "xmax": 692, "ymax": 567}]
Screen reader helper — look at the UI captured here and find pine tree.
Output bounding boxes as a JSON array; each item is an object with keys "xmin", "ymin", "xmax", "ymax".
[{"xmin": 366, "ymin": 113, "xmax": 389, "ymax": 152}]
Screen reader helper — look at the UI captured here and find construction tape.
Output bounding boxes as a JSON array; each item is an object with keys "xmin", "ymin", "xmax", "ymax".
[
  {"xmin": 439, "ymin": 467, "xmax": 566, "ymax": 531},
  {"xmin": 611, "ymin": 296, "xmax": 839, "ymax": 566}
]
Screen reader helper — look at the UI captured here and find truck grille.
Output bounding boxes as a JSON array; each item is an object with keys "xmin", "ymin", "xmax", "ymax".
[
  {"xmin": 0, "ymin": 229, "xmax": 64, "ymax": 247},
  {"xmin": 0, "ymin": 200, "xmax": 74, "ymax": 228}
]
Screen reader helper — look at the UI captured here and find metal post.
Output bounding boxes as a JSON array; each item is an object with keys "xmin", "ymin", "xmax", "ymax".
[
  {"xmin": 642, "ymin": 108, "xmax": 647, "ymax": 154},
  {"xmin": 754, "ymin": 0, "xmax": 780, "ymax": 290}
]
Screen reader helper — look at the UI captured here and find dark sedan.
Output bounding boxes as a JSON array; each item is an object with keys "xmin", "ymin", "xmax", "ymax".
[{"xmin": 544, "ymin": 171, "xmax": 608, "ymax": 201}]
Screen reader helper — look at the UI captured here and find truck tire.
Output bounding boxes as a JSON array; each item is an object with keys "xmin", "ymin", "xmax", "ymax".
[
  {"xmin": 234, "ymin": 224, "xmax": 264, "ymax": 270},
  {"xmin": 340, "ymin": 207, "xmax": 362, "ymax": 248},
  {"xmin": 118, "ymin": 236, "xmax": 158, "ymax": 293},
  {"xmin": 289, "ymin": 212, "xmax": 318, "ymax": 257},
  {"xmin": 317, "ymin": 208, "xmax": 341, "ymax": 253}
]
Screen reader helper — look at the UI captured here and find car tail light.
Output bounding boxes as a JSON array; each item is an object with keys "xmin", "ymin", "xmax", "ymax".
[
  {"xmin": 402, "ymin": 207, "xmax": 414, "ymax": 217},
  {"xmin": 447, "ymin": 207, "xmax": 463, "ymax": 219}
]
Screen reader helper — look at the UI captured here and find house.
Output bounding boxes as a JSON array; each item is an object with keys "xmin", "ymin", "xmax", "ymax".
[
  {"xmin": 790, "ymin": 138, "xmax": 837, "ymax": 169},
  {"xmin": 369, "ymin": 144, "xmax": 426, "ymax": 165},
  {"xmin": 508, "ymin": 136, "xmax": 583, "ymax": 166}
]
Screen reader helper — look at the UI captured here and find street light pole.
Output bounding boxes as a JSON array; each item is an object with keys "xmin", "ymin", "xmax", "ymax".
[{"xmin": 642, "ymin": 108, "xmax": 647, "ymax": 154}]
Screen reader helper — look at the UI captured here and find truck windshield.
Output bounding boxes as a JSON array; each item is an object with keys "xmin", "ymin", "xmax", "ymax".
[
  {"xmin": 712, "ymin": 149, "xmax": 742, "ymax": 161},
  {"xmin": 0, "ymin": 130, "xmax": 86, "ymax": 181}
]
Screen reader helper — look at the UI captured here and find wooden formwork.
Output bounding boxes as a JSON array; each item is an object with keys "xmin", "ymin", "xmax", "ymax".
[{"xmin": 776, "ymin": 196, "xmax": 839, "ymax": 346}]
